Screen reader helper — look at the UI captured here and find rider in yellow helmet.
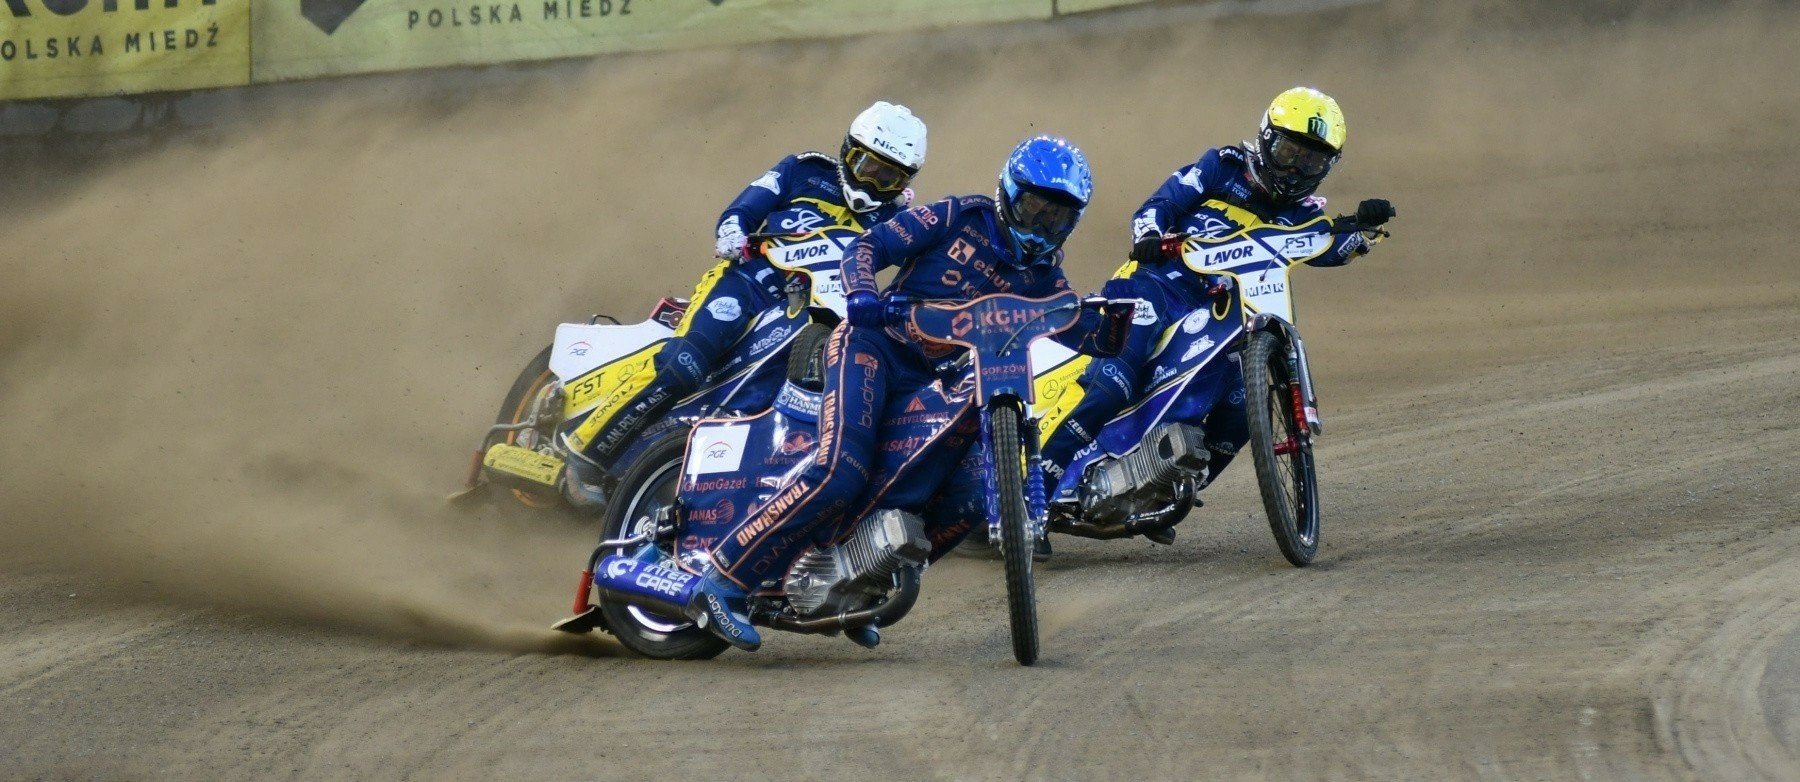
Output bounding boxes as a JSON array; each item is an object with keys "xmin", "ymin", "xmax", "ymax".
[{"xmin": 1039, "ymin": 88, "xmax": 1396, "ymax": 545}]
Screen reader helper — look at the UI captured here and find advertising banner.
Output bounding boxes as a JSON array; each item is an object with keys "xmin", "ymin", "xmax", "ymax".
[
  {"xmin": 1, "ymin": 0, "xmax": 250, "ymax": 100},
  {"xmin": 250, "ymin": 0, "xmax": 1055, "ymax": 83},
  {"xmin": 3, "ymin": 0, "xmax": 1160, "ymax": 99}
]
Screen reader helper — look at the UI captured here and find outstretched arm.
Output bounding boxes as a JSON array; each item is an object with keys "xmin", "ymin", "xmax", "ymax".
[
  {"xmin": 1307, "ymin": 198, "xmax": 1396, "ymax": 268},
  {"xmin": 1132, "ymin": 149, "xmax": 1232, "ymax": 242},
  {"xmin": 843, "ymin": 197, "xmax": 958, "ymax": 296},
  {"xmin": 714, "ymin": 156, "xmax": 799, "ymax": 257},
  {"xmin": 1130, "ymin": 149, "xmax": 1235, "ymax": 263}
]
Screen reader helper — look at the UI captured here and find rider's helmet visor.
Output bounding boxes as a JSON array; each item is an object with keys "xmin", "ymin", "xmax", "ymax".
[
  {"xmin": 1266, "ymin": 131, "xmax": 1334, "ymax": 177},
  {"xmin": 1005, "ymin": 186, "xmax": 1082, "ymax": 241},
  {"xmin": 845, "ymin": 145, "xmax": 915, "ymax": 195}
]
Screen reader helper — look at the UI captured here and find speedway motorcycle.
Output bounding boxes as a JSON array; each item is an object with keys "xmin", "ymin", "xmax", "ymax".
[
  {"xmin": 552, "ymin": 291, "xmax": 1133, "ymax": 665},
  {"xmin": 452, "ymin": 226, "xmax": 862, "ymax": 513},
  {"xmin": 1040, "ymin": 216, "xmax": 1389, "ymax": 566}
]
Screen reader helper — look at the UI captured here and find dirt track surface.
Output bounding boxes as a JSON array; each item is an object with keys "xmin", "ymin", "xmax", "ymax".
[{"xmin": 3, "ymin": 1, "xmax": 1798, "ymax": 779}]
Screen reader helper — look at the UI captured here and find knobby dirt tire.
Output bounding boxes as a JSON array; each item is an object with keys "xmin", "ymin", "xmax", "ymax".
[
  {"xmin": 594, "ymin": 430, "xmax": 728, "ymax": 660},
  {"xmin": 785, "ymin": 322, "xmax": 833, "ymax": 392},
  {"xmin": 992, "ymin": 402, "xmax": 1040, "ymax": 666},
  {"xmin": 1242, "ymin": 330, "xmax": 1321, "ymax": 567},
  {"xmin": 487, "ymin": 344, "xmax": 566, "ymax": 510}
]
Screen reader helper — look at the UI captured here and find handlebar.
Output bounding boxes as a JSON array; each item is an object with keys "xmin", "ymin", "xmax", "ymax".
[
  {"xmin": 877, "ymin": 293, "xmax": 1134, "ymax": 329},
  {"xmin": 744, "ymin": 231, "xmax": 810, "ymax": 244},
  {"xmin": 1154, "ymin": 220, "xmax": 1392, "ymax": 261},
  {"xmin": 738, "ymin": 231, "xmax": 812, "ymax": 262}
]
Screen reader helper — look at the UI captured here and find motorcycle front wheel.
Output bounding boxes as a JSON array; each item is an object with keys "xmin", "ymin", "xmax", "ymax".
[
  {"xmin": 594, "ymin": 430, "xmax": 729, "ymax": 660},
  {"xmin": 991, "ymin": 401, "xmax": 1040, "ymax": 666},
  {"xmin": 1242, "ymin": 331, "xmax": 1321, "ymax": 567}
]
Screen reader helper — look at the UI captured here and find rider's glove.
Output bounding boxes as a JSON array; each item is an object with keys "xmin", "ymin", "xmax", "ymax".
[
  {"xmin": 1130, "ymin": 235, "xmax": 1168, "ymax": 264},
  {"xmin": 845, "ymin": 290, "xmax": 883, "ymax": 330},
  {"xmin": 714, "ymin": 217, "xmax": 748, "ymax": 261},
  {"xmin": 1101, "ymin": 278, "xmax": 1136, "ymax": 301},
  {"xmin": 1205, "ymin": 275, "xmax": 1234, "ymax": 296},
  {"xmin": 1094, "ymin": 279, "xmax": 1139, "ymax": 356},
  {"xmin": 1354, "ymin": 199, "xmax": 1396, "ymax": 228}
]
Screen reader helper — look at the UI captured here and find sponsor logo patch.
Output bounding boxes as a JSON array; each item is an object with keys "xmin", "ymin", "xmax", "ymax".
[
  {"xmin": 687, "ymin": 424, "xmax": 751, "ymax": 476},
  {"xmin": 776, "ymin": 383, "xmax": 822, "ymax": 419},
  {"xmin": 1181, "ymin": 311, "xmax": 1209, "ymax": 334},
  {"xmin": 1132, "ymin": 299, "xmax": 1157, "ymax": 326},
  {"xmin": 706, "ymin": 297, "xmax": 743, "ymax": 322},
  {"xmin": 634, "ymin": 563, "xmax": 695, "ymax": 597},
  {"xmin": 749, "ymin": 325, "xmax": 794, "ymax": 355},
  {"xmin": 1181, "ymin": 334, "xmax": 1217, "ymax": 362}
]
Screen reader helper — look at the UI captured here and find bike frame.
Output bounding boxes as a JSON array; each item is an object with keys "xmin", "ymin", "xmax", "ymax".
[
  {"xmin": 906, "ymin": 292, "xmax": 1082, "ymax": 543},
  {"xmin": 1051, "ymin": 218, "xmax": 1341, "ymax": 500}
]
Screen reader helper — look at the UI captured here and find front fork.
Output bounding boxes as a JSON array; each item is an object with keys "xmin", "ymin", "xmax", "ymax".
[
  {"xmin": 1272, "ymin": 342, "xmax": 1320, "ymax": 457},
  {"xmin": 981, "ymin": 401, "xmax": 1049, "ymax": 546}
]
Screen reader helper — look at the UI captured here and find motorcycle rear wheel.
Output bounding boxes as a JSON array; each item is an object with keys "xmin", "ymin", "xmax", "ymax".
[
  {"xmin": 992, "ymin": 402, "xmax": 1041, "ymax": 666},
  {"xmin": 486, "ymin": 344, "xmax": 566, "ymax": 510},
  {"xmin": 1242, "ymin": 331, "xmax": 1321, "ymax": 567},
  {"xmin": 595, "ymin": 430, "xmax": 729, "ymax": 660}
]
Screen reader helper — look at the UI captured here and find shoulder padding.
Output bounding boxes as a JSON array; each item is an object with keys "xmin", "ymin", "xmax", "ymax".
[
  {"xmin": 950, "ymin": 193, "xmax": 997, "ymax": 213},
  {"xmin": 792, "ymin": 151, "xmax": 839, "ymax": 169}
]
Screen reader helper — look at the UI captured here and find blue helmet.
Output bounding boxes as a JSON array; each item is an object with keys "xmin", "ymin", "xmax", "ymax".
[{"xmin": 997, "ymin": 135, "xmax": 1093, "ymax": 265}]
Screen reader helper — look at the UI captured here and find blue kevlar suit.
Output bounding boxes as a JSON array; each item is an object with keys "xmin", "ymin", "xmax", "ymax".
[{"xmin": 708, "ymin": 194, "xmax": 1123, "ymax": 588}]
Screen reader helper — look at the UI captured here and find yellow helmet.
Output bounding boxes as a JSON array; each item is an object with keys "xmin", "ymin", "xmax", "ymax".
[{"xmin": 1249, "ymin": 87, "xmax": 1346, "ymax": 203}]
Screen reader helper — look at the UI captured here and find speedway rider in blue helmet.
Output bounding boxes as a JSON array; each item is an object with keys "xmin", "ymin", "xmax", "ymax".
[
  {"xmin": 1038, "ymin": 87, "xmax": 1396, "ymax": 545},
  {"xmin": 560, "ymin": 102, "xmax": 927, "ymax": 487},
  {"xmin": 681, "ymin": 136, "xmax": 1133, "ymax": 650}
]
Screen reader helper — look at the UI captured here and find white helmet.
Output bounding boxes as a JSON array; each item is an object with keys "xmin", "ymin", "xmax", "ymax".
[{"xmin": 839, "ymin": 101, "xmax": 927, "ymax": 213}]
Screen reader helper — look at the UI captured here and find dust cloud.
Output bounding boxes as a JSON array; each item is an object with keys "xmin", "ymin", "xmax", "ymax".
[{"xmin": 0, "ymin": 0, "xmax": 1793, "ymax": 648}]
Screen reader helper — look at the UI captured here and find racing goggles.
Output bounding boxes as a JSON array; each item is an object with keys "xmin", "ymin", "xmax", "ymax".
[
  {"xmin": 1004, "ymin": 186, "xmax": 1083, "ymax": 243},
  {"xmin": 1265, "ymin": 131, "xmax": 1336, "ymax": 177},
  {"xmin": 844, "ymin": 145, "xmax": 915, "ymax": 194}
]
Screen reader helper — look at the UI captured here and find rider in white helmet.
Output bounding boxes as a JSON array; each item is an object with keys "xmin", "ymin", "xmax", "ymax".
[{"xmin": 561, "ymin": 102, "xmax": 928, "ymax": 485}]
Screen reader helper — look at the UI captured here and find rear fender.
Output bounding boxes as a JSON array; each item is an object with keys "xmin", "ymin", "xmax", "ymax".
[{"xmin": 673, "ymin": 409, "xmax": 816, "ymax": 567}]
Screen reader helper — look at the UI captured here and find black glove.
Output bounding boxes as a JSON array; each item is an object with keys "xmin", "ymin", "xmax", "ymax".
[
  {"xmin": 1355, "ymin": 198, "xmax": 1396, "ymax": 228},
  {"xmin": 1130, "ymin": 235, "xmax": 1167, "ymax": 264}
]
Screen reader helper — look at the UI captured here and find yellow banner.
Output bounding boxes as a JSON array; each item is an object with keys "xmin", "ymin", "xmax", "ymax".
[
  {"xmin": 251, "ymin": 0, "xmax": 1055, "ymax": 83},
  {"xmin": 1, "ymin": 0, "xmax": 249, "ymax": 100},
  {"xmin": 1053, "ymin": 0, "xmax": 1146, "ymax": 12},
  {"xmin": 2, "ymin": 0, "xmax": 1158, "ymax": 99}
]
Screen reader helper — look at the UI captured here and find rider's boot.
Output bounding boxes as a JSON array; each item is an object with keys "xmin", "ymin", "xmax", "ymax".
[
  {"xmin": 558, "ymin": 447, "xmax": 610, "ymax": 509},
  {"xmin": 1033, "ymin": 535, "xmax": 1053, "ymax": 562},
  {"xmin": 1142, "ymin": 494, "xmax": 1199, "ymax": 546},
  {"xmin": 844, "ymin": 624, "xmax": 881, "ymax": 649},
  {"xmin": 684, "ymin": 569, "xmax": 762, "ymax": 652}
]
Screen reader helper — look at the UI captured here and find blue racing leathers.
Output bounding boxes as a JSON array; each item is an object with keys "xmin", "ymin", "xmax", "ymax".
[
  {"xmin": 1040, "ymin": 145, "xmax": 1370, "ymax": 484},
  {"xmin": 574, "ymin": 152, "xmax": 905, "ymax": 467},
  {"xmin": 708, "ymin": 195, "xmax": 1121, "ymax": 588}
]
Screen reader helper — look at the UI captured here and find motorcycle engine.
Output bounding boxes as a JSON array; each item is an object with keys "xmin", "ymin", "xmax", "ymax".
[
  {"xmin": 1078, "ymin": 422, "xmax": 1210, "ymax": 526},
  {"xmin": 784, "ymin": 509, "xmax": 930, "ymax": 618}
]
